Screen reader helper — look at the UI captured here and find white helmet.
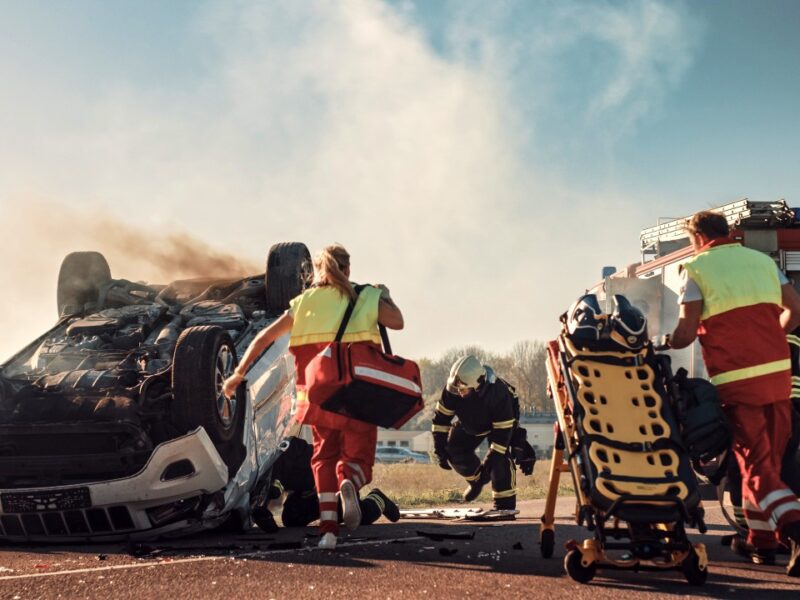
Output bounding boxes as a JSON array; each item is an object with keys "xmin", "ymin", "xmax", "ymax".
[{"xmin": 447, "ymin": 355, "xmax": 486, "ymax": 394}]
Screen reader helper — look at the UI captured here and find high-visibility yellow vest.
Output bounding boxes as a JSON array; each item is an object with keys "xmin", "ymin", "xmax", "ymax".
[
  {"xmin": 288, "ymin": 285, "xmax": 382, "ymax": 348},
  {"xmin": 683, "ymin": 240, "xmax": 789, "ymax": 402}
]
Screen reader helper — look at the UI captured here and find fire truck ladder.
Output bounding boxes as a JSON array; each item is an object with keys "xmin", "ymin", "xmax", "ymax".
[{"xmin": 639, "ymin": 198, "xmax": 795, "ymax": 259}]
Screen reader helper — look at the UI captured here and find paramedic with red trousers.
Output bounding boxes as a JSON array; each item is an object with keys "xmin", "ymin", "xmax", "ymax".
[
  {"xmin": 222, "ymin": 244, "xmax": 404, "ymax": 550},
  {"xmin": 666, "ymin": 211, "xmax": 800, "ymax": 576}
]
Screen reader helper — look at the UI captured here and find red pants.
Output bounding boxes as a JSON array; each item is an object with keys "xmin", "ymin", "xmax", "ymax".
[
  {"xmin": 725, "ymin": 400, "xmax": 800, "ymax": 549},
  {"xmin": 311, "ymin": 425, "xmax": 377, "ymax": 535}
]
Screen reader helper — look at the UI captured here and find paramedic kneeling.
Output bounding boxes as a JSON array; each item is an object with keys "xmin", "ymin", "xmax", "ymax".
[
  {"xmin": 665, "ymin": 210, "xmax": 800, "ymax": 576},
  {"xmin": 431, "ymin": 356, "xmax": 536, "ymax": 512}
]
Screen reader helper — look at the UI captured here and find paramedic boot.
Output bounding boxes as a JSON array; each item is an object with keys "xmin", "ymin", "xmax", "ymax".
[
  {"xmin": 339, "ymin": 479, "xmax": 362, "ymax": 532},
  {"xmin": 786, "ymin": 522, "xmax": 800, "ymax": 577},
  {"xmin": 318, "ymin": 532, "xmax": 337, "ymax": 550},
  {"xmin": 730, "ymin": 536, "xmax": 776, "ymax": 565}
]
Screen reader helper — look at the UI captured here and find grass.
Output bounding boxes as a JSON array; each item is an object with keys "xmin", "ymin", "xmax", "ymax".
[{"xmin": 369, "ymin": 460, "xmax": 574, "ymax": 508}]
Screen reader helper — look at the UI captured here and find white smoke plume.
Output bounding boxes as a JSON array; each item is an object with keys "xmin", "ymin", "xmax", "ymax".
[{"xmin": 0, "ymin": 0, "xmax": 699, "ymax": 361}]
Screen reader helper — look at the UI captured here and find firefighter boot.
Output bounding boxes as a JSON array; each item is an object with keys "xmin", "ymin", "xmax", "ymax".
[{"xmin": 463, "ymin": 467, "xmax": 491, "ymax": 502}]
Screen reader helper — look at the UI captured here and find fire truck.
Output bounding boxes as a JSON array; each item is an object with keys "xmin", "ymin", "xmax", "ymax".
[{"xmin": 591, "ymin": 198, "xmax": 800, "ymax": 377}]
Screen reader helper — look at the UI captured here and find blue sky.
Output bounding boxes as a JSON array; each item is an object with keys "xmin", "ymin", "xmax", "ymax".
[{"xmin": 1, "ymin": 0, "xmax": 799, "ymax": 358}]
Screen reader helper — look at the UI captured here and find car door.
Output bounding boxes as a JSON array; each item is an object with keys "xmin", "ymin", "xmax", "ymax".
[{"xmin": 237, "ymin": 326, "xmax": 297, "ymax": 481}]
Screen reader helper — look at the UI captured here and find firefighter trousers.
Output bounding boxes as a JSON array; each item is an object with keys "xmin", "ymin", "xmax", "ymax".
[
  {"xmin": 311, "ymin": 425, "xmax": 377, "ymax": 535},
  {"xmin": 446, "ymin": 423, "xmax": 516, "ymax": 509},
  {"xmin": 724, "ymin": 400, "xmax": 800, "ymax": 549}
]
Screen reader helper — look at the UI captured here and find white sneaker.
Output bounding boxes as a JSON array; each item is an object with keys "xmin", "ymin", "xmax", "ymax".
[
  {"xmin": 339, "ymin": 479, "xmax": 362, "ymax": 532},
  {"xmin": 317, "ymin": 532, "xmax": 337, "ymax": 550}
]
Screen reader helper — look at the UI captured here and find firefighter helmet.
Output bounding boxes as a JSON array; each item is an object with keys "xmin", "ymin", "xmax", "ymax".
[
  {"xmin": 447, "ymin": 355, "xmax": 485, "ymax": 394},
  {"xmin": 565, "ymin": 294, "xmax": 607, "ymax": 344},
  {"xmin": 609, "ymin": 294, "xmax": 648, "ymax": 350}
]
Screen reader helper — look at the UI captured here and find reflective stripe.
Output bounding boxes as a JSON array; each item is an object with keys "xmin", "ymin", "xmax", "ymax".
[
  {"xmin": 353, "ymin": 366, "xmax": 422, "ymax": 395},
  {"xmin": 492, "ymin": 419, "xmax": 515, "ymax": 429},
  {"xmin": 366, "ymin": 492, "xmax": 385, "ymax": 513},
  {"xmin": 492, "ymin": 488, "xmax": 516, "ymax": 499},
  {"xmin": 347, "ymin": 463, "xmax": 366, "ymax": 488},
  {"xmin": 490, "ymin": 442, "xmax": 507, "ymax": 454},
  {"xmin": 272, "ymin": 479, "xmax": 285, "ymax": 495},
  {"xmin": 435, "ymin": 402, "xmax": 455, "ymax": 416},
  {"xmin": 432, "ymin": 425, "xmax": 451, "ymax": 433},
  {"xmin": 744, "ymin": 500, "xmax": 761, "ymax": 512},
  {"xmin": 320, "ymin": 510, "xmax": 338, "ymax": 522},
  {"xmin": 745, "ymin": 518, "xmax": 776, "ymax": 532},
  {"xmin": 710, "ymin": 359, "xmax": 790, "ymax": 386},
  {"xmin": 296, "ymin": 389, "xmax": 309, "ymax": 403},
  {"xmin": 772, "ymin": 500, "xmax": 800, "ymax": 524},
  {"xmin": 465, "ymin": 469, "xmax": 482, "ymax": 482},
  {"xmin": 760, "ymin": 488, "xmax": 795, "ymax": 512},
  {"xmin": 318, "ymin": 492, "xmax": 337, "ymax": 503},
  {"xmin": 788, "ymin": 334, "xmax": 800, "ymax": 346}
]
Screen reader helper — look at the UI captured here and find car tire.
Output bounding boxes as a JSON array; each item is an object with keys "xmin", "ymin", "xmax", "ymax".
[
  {"xmin": 264, "ymin": 242, "xmax": 312, "ymax": 316},
  {"xmin": 56, "ymin": 251, "xmax": 112, "ymax": 316},
  {"xmin": 172, "ymin": 325, "xmax": 245, "ymax": 473}
]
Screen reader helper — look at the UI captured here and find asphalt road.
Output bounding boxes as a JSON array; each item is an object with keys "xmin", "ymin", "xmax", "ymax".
[{"xmin": 0, "ymin": 498, "xmax": 797, "ymax": 600}]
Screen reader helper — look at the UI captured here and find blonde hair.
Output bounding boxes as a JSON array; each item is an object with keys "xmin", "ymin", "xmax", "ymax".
[{"xmin": 312, "ymin": 243, "xmax": 356, "ymax": 300}]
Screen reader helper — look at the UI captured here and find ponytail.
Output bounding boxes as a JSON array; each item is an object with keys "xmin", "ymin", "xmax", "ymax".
[{"xmin": 312, "ymin": 244, "xmax": 356, "ymax": 301}]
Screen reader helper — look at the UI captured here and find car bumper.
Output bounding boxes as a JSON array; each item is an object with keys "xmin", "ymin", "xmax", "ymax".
[{"xmin": 0, "ymin": 428, "xmax": 229, "ymax": 542}]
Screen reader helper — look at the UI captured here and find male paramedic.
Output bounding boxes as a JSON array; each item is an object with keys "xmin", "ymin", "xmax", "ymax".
[
  {"xmin": 664, "ymin": 210, "xmax": 800, "ymax": 576},
  {"xmin": 431, "ymin": 355, "xmax": 536, "ymax": 513}
]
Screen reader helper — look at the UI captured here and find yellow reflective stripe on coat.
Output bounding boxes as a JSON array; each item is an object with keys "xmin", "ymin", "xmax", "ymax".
[
  {"xmin": 432, "ymin": 424, "xmax": 451, "ymax": 433},
  {"xmin": 296, "ymin": 389, "xmax": 309, "ymax": 403},
  {"xmin": 683, "ymin": 243, "xmax": 781, "ymax": 319},
  {"xmin": 288, "ymin": 286, "xmax": 382, "ymax": 347},
  {"xmin": 492, "ymin": 488, "xmax": 516, "ymax": 499},
  {"xmin": 490, "ymin": 442, "xmax": 507, "ymax": 454},
  {"xmin": 492, "ymin": 419, "xmax": 515, "ymax": 429},
  {"xmin": 788, "ymin": 334, "xmax": 800, "ymax": 347},
  {"xmin": 435, "ymin": 402, "xmax": 455, "ymax": 416},
  {"xmin": 710, "ymin": 359, "xmax": 791, "ymax": 386}
]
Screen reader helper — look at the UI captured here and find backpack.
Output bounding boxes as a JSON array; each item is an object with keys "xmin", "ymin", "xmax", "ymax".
[{"xmin": 672, "ymin": 368, "xmax": 732, "ymax": 481}]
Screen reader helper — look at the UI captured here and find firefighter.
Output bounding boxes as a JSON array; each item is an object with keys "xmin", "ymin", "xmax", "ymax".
[
  {"xmin": 223, "ymin": 244, "xmax": 404, "ymax": 550},
  {"xmin": 253, "ymin": 437, "xmax": 400, "ymax": 532},
  {"xmin": 665, "ymin": 211, "xmax": 800, "ymax": 576},
  {"xmin": 431, "ymin": 355, "xmax": 536, "ymax": 512}
]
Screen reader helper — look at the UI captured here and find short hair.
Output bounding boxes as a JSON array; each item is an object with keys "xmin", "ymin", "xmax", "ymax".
[{"xmin": 685, "ymin": 211, "xmax": 730, "ymax": 239}]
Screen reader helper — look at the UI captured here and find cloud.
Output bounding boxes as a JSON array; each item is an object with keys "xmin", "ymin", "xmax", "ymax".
[{"xmin": 0, "ymin": 0, "xmax": 699, "ymax": 361}]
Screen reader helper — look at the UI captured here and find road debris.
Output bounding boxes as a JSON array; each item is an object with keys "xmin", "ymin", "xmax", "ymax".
[{"xmin": 416, "ymin": 530, "xmax": 475, "ymax": 541}]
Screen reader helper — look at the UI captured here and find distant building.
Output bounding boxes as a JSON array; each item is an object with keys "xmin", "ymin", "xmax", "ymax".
[{"xmin": 379, "ymin": 411, "xmax": 559, "ymax": 456}]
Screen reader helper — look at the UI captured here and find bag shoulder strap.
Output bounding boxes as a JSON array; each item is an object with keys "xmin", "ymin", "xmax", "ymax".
[
  {"xmin": 334, "ymin": 284, "xmax": 368, "ymax": 343},
  {"xmin": 380, "ymin": 325, "xmax": 392, "ymax": 355}
]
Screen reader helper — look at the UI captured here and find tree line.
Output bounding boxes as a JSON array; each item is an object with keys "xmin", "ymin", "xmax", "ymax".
[{"xmin": 405, "ymin": 341, "xmax": 550, "ymax": 430}]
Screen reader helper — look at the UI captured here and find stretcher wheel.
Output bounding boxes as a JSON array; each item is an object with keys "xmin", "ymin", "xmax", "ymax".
[
  {"xmin": 564, "ymin": 549, "xmax": 596, "ymax": 584},
  {"xmin": 680, "ymin": 550, "xmax": 708, "ymax": 586},
  {"xmin": 540, "ymin": 528, "xmax": 555, "ymax": 558}
]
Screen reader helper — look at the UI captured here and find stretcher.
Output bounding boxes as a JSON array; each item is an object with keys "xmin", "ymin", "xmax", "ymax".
[{"xmin": 541, "ymin": 331, "xmax": 709, "ymax": 585}]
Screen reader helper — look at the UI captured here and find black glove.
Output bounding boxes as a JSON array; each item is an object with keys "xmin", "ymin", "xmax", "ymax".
[
  {"xmin": 434, "ymin": 448, "xmax": 452, "ymax": 470},
  {"xmin": 512, "ymin": 443, "xmax": 537, "ymax": 476}
]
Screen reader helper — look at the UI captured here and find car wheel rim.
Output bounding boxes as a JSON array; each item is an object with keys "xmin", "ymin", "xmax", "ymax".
[{"xmin": 215, "ymin": 345, "xmax": 236, "ymax": 428}]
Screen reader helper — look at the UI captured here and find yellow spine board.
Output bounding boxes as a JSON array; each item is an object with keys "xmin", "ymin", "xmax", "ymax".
[{"xmin": 565, "ymin": 342, "xmax": 689, "ymax": 503}]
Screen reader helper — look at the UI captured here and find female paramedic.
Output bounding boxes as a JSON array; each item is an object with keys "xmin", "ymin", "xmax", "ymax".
[{"xmin": 222, "ymin": 243, "xmax": 404, "ymax": 550}]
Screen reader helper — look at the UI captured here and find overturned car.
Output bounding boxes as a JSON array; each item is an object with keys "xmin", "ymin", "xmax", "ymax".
[{"xmin": 0, "ymin": 243, "xmax": 311, "ymax": 541}]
